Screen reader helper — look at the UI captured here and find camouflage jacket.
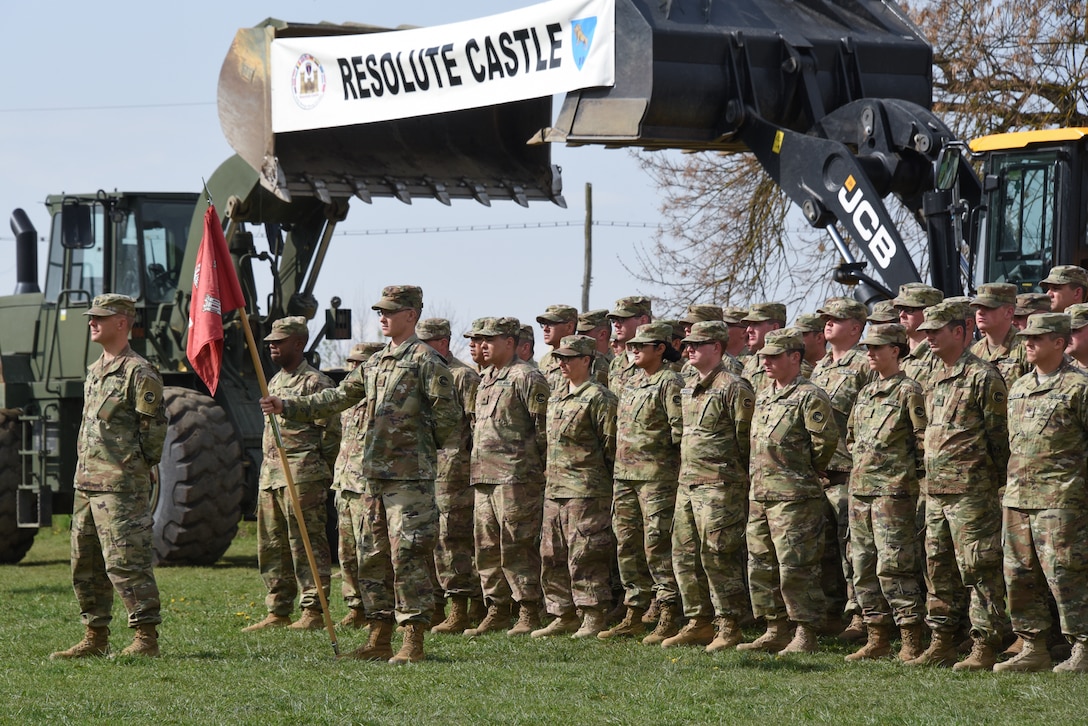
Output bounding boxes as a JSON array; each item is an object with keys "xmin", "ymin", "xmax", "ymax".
[
  {"xmin": 76, "ymin": 346, "xmax": 166, "ymax": 492},
  {"xmin": 679, "ymin": 363, "xmax": 755, "ymax": 487},
  {"xmin": 924, "ymin": 351, "xmax": 1009, "ymax": 495},
  {"xmin": 971, "ymin": 326, "xmax": 1029, "ymax": 389},
  {"xmin": 608, "ymin": 352, "xmax": 641, "ymax": 395},
  {"xmin": 901, "ymin": 340, "xmax": 942, "ymax": 395},
  {"xmin": 333, "ymin": 397, "xmax": 367, "ymax": 494},
  {"xmin": 743, "ymin": 353, "xmax": 812, "ymax": 392},
  {"xmin": 810, "ymin": 347, "xmax": 874, "ymax": 473},
  {"xmin": 539, "ymin": 349, "xmax": 610, "ymax": 394},
  {"xmin": 749, "ymin": 376, "xmax": 838, "ymax": 501},
  {"xmin": 281, "ymin": 336, "xmax": 458, "ymax": 481},
  {"xmin": 438, "ymin": 356, "xmax": 480, "ymax": 483},
  {"xmin": 847, "ymin": 372, "xmax": 927, "ymax": 496},
  {"xmin": 614, "ymin": 367, "xmax": 684, "ymax": 481},
  {"xmin": 472, "ymin": 359, "xmax": 550, "ymax": 485},
  {"xmin": 545, "ymin": 380, "xmax": 618, "ymax": 498},
  {"xmin": 261, "ymin": 360, "xmax": 340, "ymax": 490},
  {"xmin": 1005, "ymin": 362, "xmax": 1088, "ymax": 509}
]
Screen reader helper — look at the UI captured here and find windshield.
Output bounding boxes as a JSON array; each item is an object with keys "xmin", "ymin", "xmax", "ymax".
[{"xmin": 134, "ymin": 199, "xmax": 193, "ymax": 303}]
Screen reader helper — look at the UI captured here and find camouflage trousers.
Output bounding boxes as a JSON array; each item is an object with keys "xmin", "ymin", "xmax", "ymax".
[
  {"xmin": 257, "ymin": 483, "xmax": 331, "ymax": 616},
  {"xmin": 474, "ymin": 482, "xmax": 544, "ymax": 606},
  {"xmin": 923, "ymin": 491, "xmax": 1010, "ymax": 646},
  {"xmin": 613, "ymin": 479, "xmax": 679, "ymax": 610},
  {"xmin": 672, "ymin": 482, "xmax": 749, "ymax": 620},
  {"xmin": 849, "ymin": 494, "xmax": 924, "ymax": 626},
  {"xmin": 358, "ymin": 479, "xmax": 438, "ymax": 625},
  {"xmin": 1003, "ymin": 507, "xmax": 1088, "ymax": 640},
  {"xmin": 434, "ymin": 477, "xmax": 481, "ymax": 599},
  {"xmin": 335, "ymin": 490, "xmax": 364, "ymax": 610},
  {"xmin": 747, "ymin": 497, "xmax": 826, "ymax": 625},
  {"xmin": 540, "ymin": 496, "xmax": 613, "ymax": 616},
  {"xmin": 822, "ymin": 472, "xmax": 857, "ymax": 617},
  {"xmin": 71, "ymin": 489, "xmax": 161, "ymax": 628}
]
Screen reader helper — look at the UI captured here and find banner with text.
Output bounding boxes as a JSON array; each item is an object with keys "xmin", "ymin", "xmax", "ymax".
[{"xmin": 270, "ymin": 0, "xmax": 615, "ymax": 132}]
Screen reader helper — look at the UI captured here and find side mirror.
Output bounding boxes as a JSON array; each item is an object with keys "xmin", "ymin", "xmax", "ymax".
[
  {"xmin": 60, "ymin": 201, "xmax": 95, "ymax": 249},
  {"xmin": 934, "ymin": 145, "xmax": 961, "ymax": 191}
]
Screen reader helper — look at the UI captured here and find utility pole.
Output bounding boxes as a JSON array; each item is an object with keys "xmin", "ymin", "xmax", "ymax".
[{"xmin": 582, "ymin": 182, "xmax": 592, "ymax": 312}]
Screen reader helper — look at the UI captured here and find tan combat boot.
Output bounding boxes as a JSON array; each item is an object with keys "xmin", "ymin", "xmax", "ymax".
[
  {"xmin": 605, "ymin": 599, "xmax": 627, "ymax": 626},
  {"xmin": 641, "ymin": 599, "xmax": 661, "ymax": 624},
  {"xmin": 597, "ymin": 607, "xmax": 647, "ymax": 640},
  {"xmin": 737, "ymin": 619, "xmax": 793, "ymax": 652},
  {"xmin": 50, "ymin": 625, "xmax": 110, "ymax": 659},
  {"xmin": 953, "ymin": 637, "xmax": 997, "ymax": 671},
  {"xmin": 431, "ymin": 596, "xmax": 470, "ymax": 634},
  {"xmin": 507, "ymin": 601, "xmax": 542, "ymax": 636},
  {"xmin": 706, "ymin": 617, "xmax": 742, "ymax": 653},
  {"xmin": 338, "ymin": 608, "xmax": 368, "ymax": 630},
  {"xmin": 898, "ymin": 623, "xmax": 926, "ymax": 662},
  {"xmin": 531, "ymin": 612, "xmax": 580, "ymax": 638},
  {"xmin": 572, "ymin": 608, "xmax": 607, "ymax": 639},
  {"xmin": 288, "ymin": 608, "xmax": 324, "ymax": 631},
  {"xmin": 662, "ymin": 617, "xmax": 715, "ymax": 648},
  {"xmin": 389, "ymin": 622, "xmax": 426, "ymax": 665},
  {"xmin": 642, "ymin": 603, "xmax": 681, "ymax": 646},
  {"xmin": 119, "ymin": 624, "xmax": 160, "ymax": 657},
  {"xmin": 906, "ymin": 629, "xmax": 959, "ymax": 667},
  {"xmin": 778, "ymin": 623, "xmax": 819, "ymax": 655},
  {"xmin": 429, "ymin": 603, "xmax": 447, "ymax": 630},
  {"xmin": 994, "ymin": 635, "xmax": 1052, "ymax": 673},
  {"xmin": 1003, "ymin": 635, "xmax": 1024, "ymax": 656},
  {"xmin": 838, "ymin": 614, "xmax": 867, "ymax": 643},
  {"xmin": 241, "ymin": 613, "xmax": 292, "ymax": 632},
  {"xmin": 340, "ymin": 619, "xmax": 394, "ymax": 661},
  {"xmin": 845, "ymin": 623, "xmax": 892, "ymax": 661},
  {"xmin": 468, "ymin": 599, "xmax": 487, "ymax": 626},
  {"xmin": 1054, "ymin": 642, "xmax": 1088, "ymax": 673},
  {"xmin": 463, "ymin": 602, "xmax": 511, "ymax": 636}
]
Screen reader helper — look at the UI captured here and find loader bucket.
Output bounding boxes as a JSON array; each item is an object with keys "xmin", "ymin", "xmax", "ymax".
[
  {"xmin": 219, "ymin": 19, "xmax": 564, "ymax": 207},
  {"xmin": 545, "ymin": 0, "xmax": 933, "ymax": 151}
]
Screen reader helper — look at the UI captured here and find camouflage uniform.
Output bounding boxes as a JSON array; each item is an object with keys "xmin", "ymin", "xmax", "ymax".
[
  {"xmin": 613, "ymin": 324, "xmax": 685, "ymax": 611},
  {"xmin": 920, "ymin": 305, "xmax": 1011, "ymax": 648},
  {"xmin": 281, "ymin": 303, "xmax": 458, "ymax": 625},
  {"xmin": 542, "ymin": 337, "xmax": 618, "ymax": 618},
  {"xmin": 1004, "ymin": 319, "xmax": 1088, "ymax": 643},
  {"xmin": 472, "ymin": 324, "xmax": 551, "ymax": 608},
  {"xmin": 747, "ymin": 330, "xmax": 838, "ymax": 627},
  {"xmin": 259, "ymin": 355, "xmax": 340, "ymax": 617},
  {"xmin": 72, "ymin": 311, "xmax": 166, "ymax": 630},
  {"xmin": 971, "ymin": 283, "xmax": 1029, "ymax": 388},
  {"xmin": 674, "ymin": 350, "xmax": 755, "ymax": 623}
]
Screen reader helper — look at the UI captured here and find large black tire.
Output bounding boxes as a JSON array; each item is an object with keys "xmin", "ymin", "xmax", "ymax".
[
  {"xmin": 152, "ymin": 387, "xmax": 243, "ymax": 566},
  {"xmin": 0, "ymin": 409, "xmax": 36, "ymax": 563}
]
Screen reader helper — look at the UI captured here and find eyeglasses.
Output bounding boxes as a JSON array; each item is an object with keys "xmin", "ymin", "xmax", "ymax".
[
  {"xmin": 375, "ymin": 308, "xmax": 409, "ymax": 318},
  {"xmin": 626, "ymin": 342, "xmax": 662, "ymax": 351}
]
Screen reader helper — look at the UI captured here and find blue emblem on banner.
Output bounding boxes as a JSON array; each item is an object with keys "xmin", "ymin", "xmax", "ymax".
[{"xmin": 571, "ymin": 17, "xmax": 597, "ymax": 70}]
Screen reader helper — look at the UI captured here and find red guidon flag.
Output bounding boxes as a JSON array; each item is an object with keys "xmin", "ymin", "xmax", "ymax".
[{"xmin": 186, "ymin": 205, "xmax": 245, "ymax": 395}]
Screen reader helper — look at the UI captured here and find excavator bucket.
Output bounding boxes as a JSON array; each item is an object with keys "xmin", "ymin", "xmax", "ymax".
[
  {"xmin": 219, "ymin": 19, "xmax": 565, "ymax": 208},
  {"xmin": 544, "ymin": 0, "xmax": 933, "ymax": 151}
]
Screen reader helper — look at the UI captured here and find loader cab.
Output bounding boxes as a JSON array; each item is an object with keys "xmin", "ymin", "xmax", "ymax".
[{"xmin": 971, "ymin": 129, "xmax": 1088, "ymax": 292}]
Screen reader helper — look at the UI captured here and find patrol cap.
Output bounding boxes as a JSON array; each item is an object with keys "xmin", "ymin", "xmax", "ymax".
[
  {"xmin": 518, "ymin": 324, "xmax": 534, "ymax": 343},
  {"xmin": 916, "ymin": 301, "xmax": 970, "ymax": 331},
  {"xmin": 944, "ymin": 295, "xmax": 973, "ymax": 309},
  {"xmin": 536, "ymin": 304, "xmax": 578, "ymax": 325},
  {"xmin": 476, "ymin": 317, "xmax": 521, "ymax": 337},
  {"xmin": 860, "ymin": 323, "xmax": 908, "ymax": 347},
  {"xmin": 347, "ymin": 342, "xmax": 384, "ymax": 362},
  {"xmin": 722, "ymin": 306, "xmax": 748, "ymax": 325},
  {"xmin": 741, "ymin": 302, "xmax": 787, "ymax": 324},
  {"xmin": 759, "ymin": 328, "xmax": 804, "ymax": 355},
  {"xmin": 608, "ymin": 295, "xmax": 653, "ymax": 319},
  {"xmin": 657, "ymin": 319, "xmax": 684, "ymax": 340},
  {"xmin": 817, "ymin": 297, "xmax": 868, "ymax": 322},
  {"xmin": 1066, "ymin": 303, "xmax": 1088, "ymax": 330},
  {"xmin": 85, "ymin": 293, "xmax": 136, "ymax": 317},
  {"xmin": 683, "ymin": 320, "xmax": 730, "ymax": 344},
  {"xmin": 1014, "ymin": 292, "xmax": 1052, "ymax": 316},
  {"xmin": 627, "ymin": 322, "xmax": 674, "ymax": 345},
  {"xmin": 463, "ymin": 317, "xmax": 490, "ymax": 338},
  {"xmin": 1018, "ymin": 312, "xmax": 1071, "ymax": 337},
  {"xmin": 970, "ymin": 282, "xmax": 1017, "ymax": 308},
  {"xmin": 415, "ymin": 318, "xmax": 451, "ymax": 340},
  {"xmin": 893, "ymin": 283, "xmax": 943, "ymax": 309},
  {"xmin": 553, "ymin": 334, "xmax": 597, "ymax": 357},
  {"xmin": 867, "ymin": 300, "xmax": 898, "ymax": 323},
  {"xmin": 577, "ymin": 309, "xmax": 609, "ymax": 332},
  {"xmin": 264, "ymin": 315, "xmax": 309, "ymax": 341},
  {"xmin": 792, "ymin": 313, "xmax": 824, "ymax": 333},
  {"xmin": 679, "ymin": 304, "xmax": 724, "ymax": 325},
  {"xmin": 371, "ymin": 284, "xmax": 423, "ymax": 312},
  {"xmin": 1040, "ymin": 265, "xmax": 1088, "ymax": 290}
]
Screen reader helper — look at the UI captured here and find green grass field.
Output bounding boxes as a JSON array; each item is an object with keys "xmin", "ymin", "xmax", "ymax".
[{"xmin": 2, "ymin": 522, "xmax": 1087, "ymax": 725}]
